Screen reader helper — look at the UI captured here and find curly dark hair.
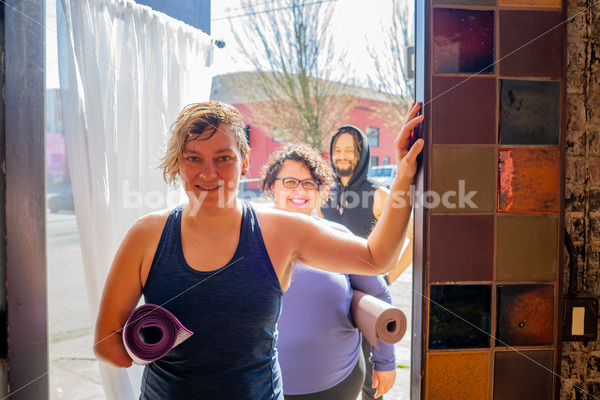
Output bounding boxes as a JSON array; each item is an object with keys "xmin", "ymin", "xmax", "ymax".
[{"xmin": 260, "ymin": 143, "xmax": 334, "ymax": 206}]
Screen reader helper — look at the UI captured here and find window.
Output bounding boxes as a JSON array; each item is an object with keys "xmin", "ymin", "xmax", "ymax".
[
  {"xmin": 366, "ymin": 126, "xmax": 379, "ymax": 147},
  {"xmin": 383, "ymin": 156, "xmax": 390, "ymax": 165},
  {"xmin": 370, "ymin": 156, "xmax": 379, "ymax": 167}
]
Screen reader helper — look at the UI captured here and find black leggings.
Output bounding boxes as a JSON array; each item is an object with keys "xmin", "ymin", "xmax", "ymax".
[{"xmin": 284, "ymin": 352, "xmax": 366, "ymax": 400}]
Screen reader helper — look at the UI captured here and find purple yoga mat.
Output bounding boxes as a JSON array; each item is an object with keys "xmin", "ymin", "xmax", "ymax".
[{"xmin": 122, "ymin": 304, "xmax": 193, "ymax": 365}]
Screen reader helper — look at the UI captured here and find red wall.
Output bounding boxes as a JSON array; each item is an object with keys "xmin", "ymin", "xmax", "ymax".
[{"xmin": 233, "ymin": 99, "xmax": 398, "ymax": 190}]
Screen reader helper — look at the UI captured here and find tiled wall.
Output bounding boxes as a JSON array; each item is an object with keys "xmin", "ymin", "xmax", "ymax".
[{"xmin": 417, "ymin": 0, "xmax": 565, "ymax": 398}]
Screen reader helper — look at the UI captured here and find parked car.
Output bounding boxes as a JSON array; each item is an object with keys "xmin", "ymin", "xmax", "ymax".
[
  {"xmin": 368, "ymin": 165, "xmax": 396, "ymax": 187},
  {"xmin": 47, "ymin": 185, "xmax": 74, "ymax": 213}
]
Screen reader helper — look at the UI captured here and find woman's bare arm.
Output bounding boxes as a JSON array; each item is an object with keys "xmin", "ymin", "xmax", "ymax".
[
  {"xmin": 93, "ymin": 214, "xmax": 165, "ymax": 368},
  {"xmin": 388, "ymin": 218, "xmax": 413, "ymax": 283}
]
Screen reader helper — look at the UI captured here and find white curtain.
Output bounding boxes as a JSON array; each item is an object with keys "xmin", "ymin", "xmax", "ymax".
[{"xmin": 56, "ymin": 1, "xmax": 214, "ymax": 398}]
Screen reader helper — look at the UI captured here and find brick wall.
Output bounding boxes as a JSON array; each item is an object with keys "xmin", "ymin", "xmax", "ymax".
[{"xmin": 562, "ymin": 1, "xmax": 600, "ymax": 398}]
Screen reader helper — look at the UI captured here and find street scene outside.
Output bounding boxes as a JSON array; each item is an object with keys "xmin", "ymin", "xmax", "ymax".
[
  {"xmin": 45, "ymin": 0, "xmax": 416, "ymax": 398},
  {"xmin": 47, "ymin": 211, "xmax": 413, "ymax": 399}
]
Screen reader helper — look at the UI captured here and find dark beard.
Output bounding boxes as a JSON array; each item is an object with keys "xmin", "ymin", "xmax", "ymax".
[{"xmin": 335, "ymin": 165, "xmax": 354, "ymax": 177}]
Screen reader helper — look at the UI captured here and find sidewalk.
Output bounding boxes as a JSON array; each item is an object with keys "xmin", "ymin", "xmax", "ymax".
[
  {"xmin": 49, "ymin": 332, "xmax": 411, "ymax": 400},
  {"xmin": 49, "ymin": 332, "xmax": 105, "ymax": 400}
]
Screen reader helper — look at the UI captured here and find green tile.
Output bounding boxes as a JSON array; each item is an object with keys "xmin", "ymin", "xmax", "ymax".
[
  {"xmin": 497, "ymin": 216, "xmax": 558, "ymax": 281},
  {"xmin": 500, "ymin": 0, "xmax": 560, "ymax": 7},
  {"xmin": 431, "ymin": 146, "xmax": 496, "ymax": 213}
]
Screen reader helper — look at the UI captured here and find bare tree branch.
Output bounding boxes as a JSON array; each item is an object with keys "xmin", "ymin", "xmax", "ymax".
[
  {"xmin": 367, "ymin": 0, "xmax": 414, "ymax": 124},
  {"xmin": 227, "ymin": 0, "xmax": 361, "ymax": 150}
]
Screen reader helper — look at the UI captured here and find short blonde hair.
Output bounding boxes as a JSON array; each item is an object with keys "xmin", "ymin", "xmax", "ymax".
[{"xmin": 161, "ymin": 101, "xmax": 249, "ymax": 186}]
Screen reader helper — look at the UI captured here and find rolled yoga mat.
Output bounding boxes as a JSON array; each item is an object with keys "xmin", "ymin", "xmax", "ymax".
[
  {"xmin": 350, "ymin": 290, "xmax": 407, "ymax": 349},
  {"xmin": 122, "ymin": 304, "xmax": 193, "ymax": 365}
]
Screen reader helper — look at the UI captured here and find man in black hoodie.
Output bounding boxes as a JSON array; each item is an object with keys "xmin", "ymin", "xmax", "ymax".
[{"xmin": 320, "ymin": 125, "xmax": 395, "ymax": 400}]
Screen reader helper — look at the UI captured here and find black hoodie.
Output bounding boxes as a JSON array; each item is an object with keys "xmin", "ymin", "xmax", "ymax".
[{"xmin": 321, "ymin": 125, "xmax": 380, "ymax": 238}]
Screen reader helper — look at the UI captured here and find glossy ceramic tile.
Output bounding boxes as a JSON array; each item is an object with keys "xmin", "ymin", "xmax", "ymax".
[
  {"xmin": 428, "ymin": 285, "xmax": 491, "ymax": 349},
  {"xmin": 433, "ymin": 9, "xmax": 495, "ymax": 74},
  {"xmin": 496, "ymin": 215, "xmax": 558, "ymax": 281},
  {"xmin": 494, "ymin": 350, "xmax": 554, "ymax": 400},
  {"xmin": 434, "ymin": 0, "xmax": 496, "ymax": 4},
  {"xmin": 432, "ymin": 146, "xmax": 497, "ymax": 213},
  {"xmin": 426, "ymin": 352, "xmax": 490, "ymax": 399},
  {"xmin": 432, "ymin": 76, "xmax": 497, "ymax": 144},
  {"xmin": 499, "ymin": 79, "xmax": 560, "ymax": 145},
  {"xmin": 497, "ymin": 284, "xmax": 554, "ymax": 346},
  {"xmin": 499, "ymin": 11, "xmax": 563, "ymax": 77},
  {"xmin": 500, "ymin": 0, "xmax": 561, "ymax": 7},
  {"xmin": 498, "ymin": 148, "xmax": 560, "ymax": 213},
  {"xmin": 430, "ymin": 215, "xmax": 494, "ymax": 282}
]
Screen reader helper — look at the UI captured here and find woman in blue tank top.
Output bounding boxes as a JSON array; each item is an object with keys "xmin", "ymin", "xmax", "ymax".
[{"xmin": 93, "ymin": 101, "xmax": 424, "ymax": 399}]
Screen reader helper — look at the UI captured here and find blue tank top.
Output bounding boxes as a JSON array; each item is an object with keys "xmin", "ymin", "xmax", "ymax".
[{"xmin": 141, "ymin": 201, "xmax": 284, "ymax": 399}]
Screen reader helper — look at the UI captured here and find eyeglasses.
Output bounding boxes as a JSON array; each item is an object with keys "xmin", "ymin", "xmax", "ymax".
[{"xmin": 275, "ymin": 177, "xmax": 318, "ymax": 190}]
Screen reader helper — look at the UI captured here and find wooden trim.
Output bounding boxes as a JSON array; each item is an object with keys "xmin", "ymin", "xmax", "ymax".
[{"xmin": 412, "ymin": 0, "xmax": 429, "ymax": 398}]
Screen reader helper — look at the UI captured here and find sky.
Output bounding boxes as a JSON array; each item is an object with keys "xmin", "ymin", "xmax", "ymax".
[
  {"xmin": 210, "ymin": 0, "xmax": 397, "ymax": 83},
  {"xmin": 45, "ymin": 0, "xmax": 405, "ymax": 89},
  {"xmin": 46, "ymin": 0, "xmax": 59, "ymax": 88}
]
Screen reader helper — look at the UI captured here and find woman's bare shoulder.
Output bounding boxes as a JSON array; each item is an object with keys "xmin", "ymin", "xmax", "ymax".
[{"xmin": 125, "ymin": 207, "xmax": 174, "ymax": 243}]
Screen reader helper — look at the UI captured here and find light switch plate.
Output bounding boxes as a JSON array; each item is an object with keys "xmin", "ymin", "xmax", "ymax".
[{"xmin": 563, "ymin": 297, "xmax": 598, "ymax": 341}]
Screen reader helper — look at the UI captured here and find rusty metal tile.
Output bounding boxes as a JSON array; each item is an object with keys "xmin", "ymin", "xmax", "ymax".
[
  {"xmin": 430, "ymin": 215, "xmax": 494, "ymax": 282},
  {"xmin": 496, "ymin": 215, "xmax": 558, "ymax": 281},
  {"xmin": 433, "ymin": 8, "xmax": 495, "ymax": 74},
  {"xmin": 426, "ymin": 351, "xmax": 490, "ymax": 399},
  {"xmin": 433, "ymin": 76, "xmax": 497, "ymax": 144},
  {"xmin": 494, "ymin": 350, "xmax": 554, "ymax": 400},
  {"xmin": 497, "ymin": 284, "xmax": 554, "ymax": 346},
  {"xmin": 498, "ymin": 148, "xmax": 560, "ymax": 213}
]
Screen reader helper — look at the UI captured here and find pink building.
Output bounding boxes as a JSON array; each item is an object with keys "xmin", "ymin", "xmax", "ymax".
[{"xmin": 210, "ymin": 72, "xmax": 407, "ymax": 191}]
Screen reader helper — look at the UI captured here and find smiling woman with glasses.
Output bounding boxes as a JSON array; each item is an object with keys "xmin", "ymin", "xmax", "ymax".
[
  {"xmin": 260, "ymin": 143, "xmax": 396, "ymax": 400},
  {"xmin": 261, "ymin": 144, "xmax": 332, "ymax": 215}
]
